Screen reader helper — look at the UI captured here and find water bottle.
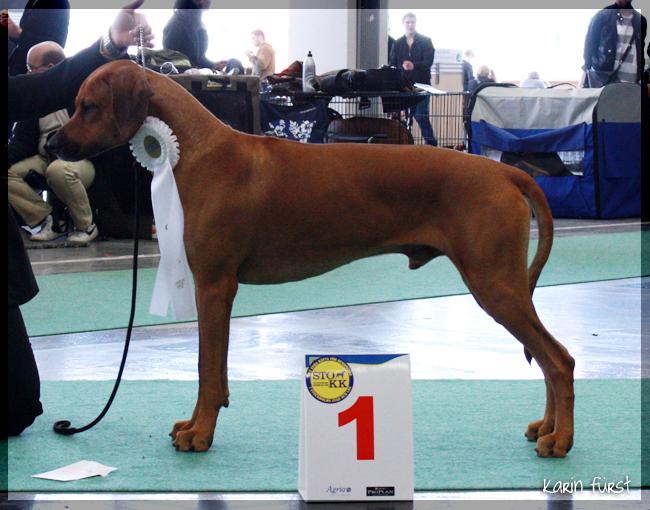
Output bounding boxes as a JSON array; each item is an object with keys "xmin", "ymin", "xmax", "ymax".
[{"xmin": 302, "ymin": 51, "xmax": 316, "ymax": 93}]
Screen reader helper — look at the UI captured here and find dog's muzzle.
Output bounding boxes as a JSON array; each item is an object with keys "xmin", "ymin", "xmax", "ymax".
[
  {"xmin": 47, "ymin": 130, "xmax": 82, "ymax": 162},
  {"xmin": 47, "ymin": 130, "xmax": 103, "ymax": 162}
]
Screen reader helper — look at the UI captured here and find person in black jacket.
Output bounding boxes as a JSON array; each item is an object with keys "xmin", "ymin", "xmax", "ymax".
[
  {"xmin": 4, "ymin": 0, "xmax": 153, "ymax": 438},
  {"xmin": 389, "ymin": 12, "xmax": 438, "ymax": 146},
  {"xmin": 6, "ymin": 0, "xmax": 70, "ymax": 76},
  {"xmin": 581, "ymin": 0, "xmax": 647, "ymax": 87}
]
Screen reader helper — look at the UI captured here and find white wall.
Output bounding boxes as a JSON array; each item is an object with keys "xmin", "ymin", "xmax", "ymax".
[
  {"xmin": 8, "ymin": 0, "xmax": 648, "ymax": 80},
  {"xmin": 48, "ymin": 1, "xmax": 360, "ymax": 75},
  {"xmin": 288, "ymin": 4, "xmax": 357, "ymax": 73}
]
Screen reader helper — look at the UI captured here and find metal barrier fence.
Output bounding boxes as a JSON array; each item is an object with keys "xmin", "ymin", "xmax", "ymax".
[{"xmin": 261, "ymin": 92, "xmax": 471, "ymax": 150}]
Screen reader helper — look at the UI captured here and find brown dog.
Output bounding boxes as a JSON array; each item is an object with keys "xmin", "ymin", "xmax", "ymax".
[
  {"xmin": 49, "ymin": 60, "xmax": 574, "ymax": 458},
  {"xmin": 326, "ymin": 117, "xmax": 414, "ymax": 144}
]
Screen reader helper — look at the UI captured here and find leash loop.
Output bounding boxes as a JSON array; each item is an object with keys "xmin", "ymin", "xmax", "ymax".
[{"xmin": 53, "ymin": 161, "xmax": 141, "ymax": 436}]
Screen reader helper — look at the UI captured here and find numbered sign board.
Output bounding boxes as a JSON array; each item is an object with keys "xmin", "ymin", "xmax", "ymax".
[{"xmin": 298, "ymin": 354, "xmax": 413, "ymax": 502}]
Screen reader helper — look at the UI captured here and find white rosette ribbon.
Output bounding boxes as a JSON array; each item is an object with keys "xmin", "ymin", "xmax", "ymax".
[{"xmin": 130, "ymin": 116, "xmax": 197, "ymax": 320}]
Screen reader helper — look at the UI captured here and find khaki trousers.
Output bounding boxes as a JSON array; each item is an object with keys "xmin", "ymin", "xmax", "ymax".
[{"xmin": 8, "ymin": 155, "xmax": 95, "ymax": 230}]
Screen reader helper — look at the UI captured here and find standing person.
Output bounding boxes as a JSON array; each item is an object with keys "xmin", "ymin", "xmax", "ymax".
[
  {"xmin": 387, "ymin": 21, "xmax": 395, "ymax": 63},
  {"xmin": 245, "ymin": 29, "xmax": 275, "ymax": 80},
  {"xmin": 581, "ymin": 0, "xmax": 647, "ymax": 87},
  {"xmin": 462, "ymin": 49, "xmax": 475, "ymax": 93},
  {"xmin": 5, "ymin": 0, "xmax": 153, "ymax": 439},
  {"xmin": 389, "ymin": 12, "xmax": 437, "ymax": 146},
  {"xmin": 6, "ymin": 0, "xmax": 70, "ymax": 76}
]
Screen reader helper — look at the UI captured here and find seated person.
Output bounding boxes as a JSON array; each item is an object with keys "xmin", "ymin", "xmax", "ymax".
[
  {"xmin": 6, "ymin": 0, "xmax": 70, "ymax": 76},
  {"xmin": 213, "ymin": 58, "xmax": 245, "ymax": 75},
  {"xmin": 163, "ymin": 0, "xmax": 243, "ymax": 74},
  {"xmin": 8, "ymin": 41, "xmax": 97, "ymax": 243},
  {"xmin": 467, "ymin": 64, "xmax": 496, "ymax": 95},
  {"xmin": 519, "ymin": 71, "xmax": 547, "ymax": 89},
  {"xmin": 245, "ymin": 29, "xmax": 276, "ymax": 80}
]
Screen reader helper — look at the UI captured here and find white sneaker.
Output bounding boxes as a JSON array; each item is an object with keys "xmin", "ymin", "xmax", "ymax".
[
  {"xmin": 30, "ymin": 215, "xmax": 69, "ymax": 241},
  {"xmin": 68, "ymin": 223, "xmax": 99, "ymax": 243}
]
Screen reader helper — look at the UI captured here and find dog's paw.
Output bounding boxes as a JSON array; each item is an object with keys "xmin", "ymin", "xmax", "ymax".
[
  {"xmin": 525, "ymin": 419, "xmax": 554, "ymax": 442},
  {"xmin": 172, "ymin": 428, "xmax": 214, "ymax": 452},
  {"xmin": 170, "ymin": 420, "xmax": 192, "ymax": 440},
  {"xmin": 534, "ymin": 433, "xmax": 573, "ymax": 458}
]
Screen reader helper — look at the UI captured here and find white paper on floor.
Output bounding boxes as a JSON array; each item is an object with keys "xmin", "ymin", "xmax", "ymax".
[{"xmin": 32, "ymin": 460, "xmax": 117, "ymax": 482}]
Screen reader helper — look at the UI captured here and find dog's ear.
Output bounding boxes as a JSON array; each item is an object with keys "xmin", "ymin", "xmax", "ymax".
[{"xmin": 110, "ymin": 65, "xmax": 154, "ymax": 141}]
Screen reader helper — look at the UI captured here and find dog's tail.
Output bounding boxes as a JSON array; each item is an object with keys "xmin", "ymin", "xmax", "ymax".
[
  {"xmin": 509, "ymin": 168, "xmax": 554, "ymax": 365},
  {"xmin": 509, "ymin": 168, "xmax": 554, "ymax": 294}
]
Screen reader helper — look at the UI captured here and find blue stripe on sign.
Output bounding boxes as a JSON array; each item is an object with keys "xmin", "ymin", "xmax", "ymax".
[{"xmin": 305, "ymin": 354, "xmax": 407, "ymax": 367}]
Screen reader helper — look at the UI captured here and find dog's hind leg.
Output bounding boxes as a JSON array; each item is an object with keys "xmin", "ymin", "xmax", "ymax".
[
  {"xmin": 525, "ymin": 376, "xmax": 556, "ymax": 442},
  {"xmin": 466, "ymin": 272, "xmax": 574, "ymax": 457},
  {"xmin": 171, "ymin": 274, "xmax": 238, "ymax": 452},
  {"xmin": 447, "ymin": 224, "xmax": 574, "ymax": 457}
]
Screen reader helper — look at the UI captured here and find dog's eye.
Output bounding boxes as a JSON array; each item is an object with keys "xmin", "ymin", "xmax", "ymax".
[{"xmin": 79, "ymin": 102, "xmax": 97, "ymax": 115}]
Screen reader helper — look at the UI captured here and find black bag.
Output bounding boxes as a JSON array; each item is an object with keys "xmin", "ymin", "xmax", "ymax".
[
  {"xmin": 320, "ymin": 66, "xmax": 414, "ymax": 95},
  {"xmin": 585, "ymin": 68, "xmax": 615, "ymax": 88},
  {"xmin": 362, "ymin": 66, "xmax": 414, "ymax": 92},
  {"xmin": 319, "ymin": 69, "xmax": 363, "ymax": 94},
  {"xmin": 584, "ymin": 41, "xmax": 633, "ymax": 88}
]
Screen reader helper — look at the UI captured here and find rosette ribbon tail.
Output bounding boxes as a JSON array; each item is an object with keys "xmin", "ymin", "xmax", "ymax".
[
  {"xmin": 148, "ymin": 158, "xmax": 197, "ymax": 320},
  {"xmin": 130, "ymin": 117, "xmax": 197, "ymax": 321}
]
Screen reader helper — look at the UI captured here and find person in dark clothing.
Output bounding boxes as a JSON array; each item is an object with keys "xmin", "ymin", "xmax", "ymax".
[
  {"xmin": 581, "ymin": 0, "xmax": 647, "ymax": 87},
  {"xmin": 6, "ymin": 0, "xmax": 70, "ymax": 76},
  {"xmin": 162, "ymin": 0, "xmax": 243, "ymax": 74},
  {"xmin": 388, "ymin": 12, "xmax": 437, "ymax": 146},
  {"xmin": 4, "ymin": 0, "xmax": 153, "ymax": 438},
  {"xmin": 462, "ymin": 49, "xmax": 475, "ymax": 93},
  {"xmin": 163, "ymin": 0, "xmax": 216, "ymax": 70},
  {"xmin": 467, "ymin": 64, "xmax": 496, "ymax": 95}
]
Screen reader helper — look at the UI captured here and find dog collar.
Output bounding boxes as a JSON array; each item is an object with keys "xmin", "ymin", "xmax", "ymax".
[{"xmin": 130, "ymin": 116, "xmax": 180, "ymax": 172}]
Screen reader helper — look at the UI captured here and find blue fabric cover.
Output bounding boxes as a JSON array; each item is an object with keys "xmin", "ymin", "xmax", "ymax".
[
  {"xmin": 470, "ymin": 120, "xmax": 640, "ymax": 219},
  {"xmin": 260, "ymin": 100, "xmax": 330, "ymax": 144}
]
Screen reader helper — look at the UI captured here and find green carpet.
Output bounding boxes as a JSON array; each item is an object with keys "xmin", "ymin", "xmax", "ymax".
[
  {"xmin": 3, "ymin": 379, "xmax": 644, "ymax": 493},
  {"xmin": 23, "ymin": 231, "xmax": 644, "ymax": 337}
]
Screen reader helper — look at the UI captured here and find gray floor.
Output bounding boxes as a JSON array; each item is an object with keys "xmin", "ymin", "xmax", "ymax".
[{"xmin": 7, "ymin": 217, "xmax": 648, "ymax": 510}]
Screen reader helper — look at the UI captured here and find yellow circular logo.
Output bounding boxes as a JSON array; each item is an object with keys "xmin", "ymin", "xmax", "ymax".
[{"xmin": 306, "ymin": 356, "xmax": 354, "ymax": 403}]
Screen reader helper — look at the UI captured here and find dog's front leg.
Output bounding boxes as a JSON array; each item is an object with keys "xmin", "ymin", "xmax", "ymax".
[{"xmin": 171, "ymin": 274, "xmax": 238, "ymax": 452}]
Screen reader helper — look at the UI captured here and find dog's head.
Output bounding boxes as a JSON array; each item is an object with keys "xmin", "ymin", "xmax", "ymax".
[{"xmin": 49, "ymin": 60, "xmax": 153, "ymax": 161}]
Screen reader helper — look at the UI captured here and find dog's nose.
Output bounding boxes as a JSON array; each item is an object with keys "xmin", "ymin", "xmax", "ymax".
[
  {"xmin": 47, "ymin": 130, "xmax": 80, "ymax": 162},
  {"xmin": 46, "ymin": 131, "xmax": 63, "ymax": 155}
]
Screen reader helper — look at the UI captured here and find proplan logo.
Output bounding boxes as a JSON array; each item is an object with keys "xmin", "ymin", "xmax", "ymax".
[{"xmin": 366, "ymin": 486, "xmax": 395, "ymax": 497}]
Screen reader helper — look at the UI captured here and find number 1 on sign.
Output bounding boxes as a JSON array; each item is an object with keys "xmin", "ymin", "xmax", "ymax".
[{"xmin": 338, "ymin": 396, "xmax": 375, "ymax": 460}]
